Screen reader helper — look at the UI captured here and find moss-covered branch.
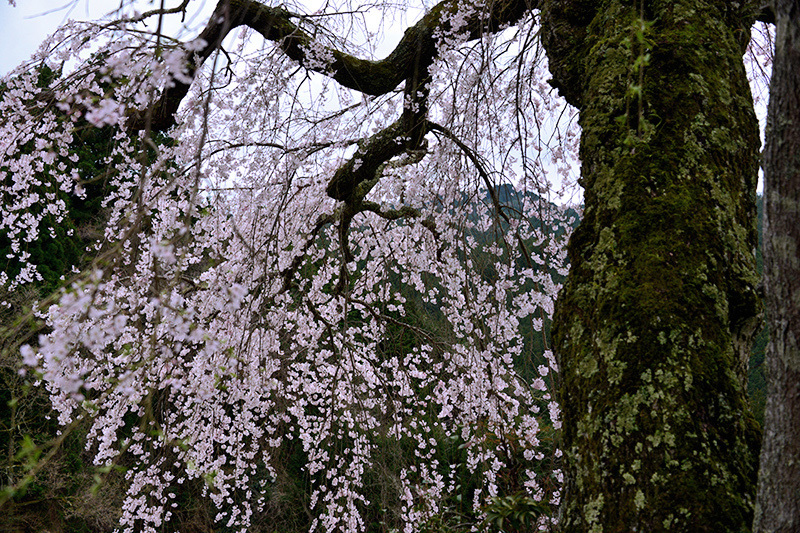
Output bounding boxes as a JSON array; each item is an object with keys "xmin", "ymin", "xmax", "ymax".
[{"xmin": 142, "ymin": 0, "xmax": 535, "ymax": 131}]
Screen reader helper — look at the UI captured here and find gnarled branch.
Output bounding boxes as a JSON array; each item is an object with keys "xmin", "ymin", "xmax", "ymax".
[{"xmin": 140, "ymin": 0, "xmax": 535, "ymax": 131}]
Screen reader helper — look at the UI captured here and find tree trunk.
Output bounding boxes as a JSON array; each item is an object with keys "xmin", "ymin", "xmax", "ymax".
[
  {"xmin": 754, "ymin": 1, "xmax": 800, "ymax": 531},
  {"xmin": 540, "ymin": 1, "xmax": 763, "ymax": 530}
]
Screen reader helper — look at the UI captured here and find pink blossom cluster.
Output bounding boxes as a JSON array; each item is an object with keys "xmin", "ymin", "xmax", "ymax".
[{"xmin": 2, "ymin": 3, "xmax": 581, "ymax": 532}]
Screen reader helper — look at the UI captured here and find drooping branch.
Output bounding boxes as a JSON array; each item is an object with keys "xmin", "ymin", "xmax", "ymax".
[
  {"xmin": 134, "ymin": 0, "xmax": 540, "ymax": 301},
  {"xmin": 428, "ymin": 121, "xmax": 536, "ymax": 269},
  {"xmin": 141, "ymin": 0, "xmax": 535, "ymax": 131}
]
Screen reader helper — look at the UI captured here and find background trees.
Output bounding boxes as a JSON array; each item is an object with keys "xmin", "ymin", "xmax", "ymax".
[{"xmin": 0, "ymin": 0, "xmax": 785, "ymax": 532}]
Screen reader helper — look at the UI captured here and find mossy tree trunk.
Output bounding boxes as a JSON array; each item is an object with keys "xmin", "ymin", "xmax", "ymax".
[
  {"xmin": 754, "ymin": 1, "xmax": 800, "ymax": 531},
  {"xmin": 540, "ymin": 1, "xmax": 763, "ymax": 530}
]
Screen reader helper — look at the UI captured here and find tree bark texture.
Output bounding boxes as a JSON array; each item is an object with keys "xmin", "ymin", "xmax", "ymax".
[
  {"xmin": 754, "ymin": 1, "xmax": 800, "ymax": 531},
  {"xmin": 541, "ymin": 1, "xmax": 763, "ymax": 530}
]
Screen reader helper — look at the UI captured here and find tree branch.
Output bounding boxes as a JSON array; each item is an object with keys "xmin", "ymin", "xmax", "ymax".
[
  {"xmin": 325, "ymin": 119, "xmax": 414, "ymax": 202},
  {"xmin": 141, "ymin": 0, "xmax": 535, "ymax": 131}
]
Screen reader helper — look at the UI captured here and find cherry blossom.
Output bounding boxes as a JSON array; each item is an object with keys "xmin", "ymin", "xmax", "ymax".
[{"xmin": 1, "ymin": 1, "xmax": 580, "ymax": 531}]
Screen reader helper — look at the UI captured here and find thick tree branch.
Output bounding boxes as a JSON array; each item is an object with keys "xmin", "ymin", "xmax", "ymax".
[
  {"xmin": 135, "ymin": 0, "xmax": 537, "ymax": 299},
  {"xmin": 142, "ymin": 0, "xmax": 535, "ymax": 131},
  {"xmin": 326, "ymin": 119, "xmax": 414, "ymax": 203}
]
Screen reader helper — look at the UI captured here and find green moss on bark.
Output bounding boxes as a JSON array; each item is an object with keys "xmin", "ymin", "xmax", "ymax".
[{"xmin": 541, "ymin": 1, "xmax": 762, "ymax": 530}]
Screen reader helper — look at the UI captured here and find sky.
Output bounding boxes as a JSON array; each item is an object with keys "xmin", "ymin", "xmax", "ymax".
[
  {"xmin": 0, "ymin": 0, "xmax": 411, "ymax": 76},
  {"xmin": 0, "ymin": 0, "xmax": 222, "ymax": 76},
  {"xmin": 0, "ymin": 1, "xmax": 109, "ymax": 75}
]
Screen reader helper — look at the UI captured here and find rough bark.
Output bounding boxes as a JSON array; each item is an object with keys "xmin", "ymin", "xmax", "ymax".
[
  {"xmin": 540, "ymin": 1, "xmax": 762, "ymax": 530},
  {"xmin": 754, "ymin": 1, "xmax": 800, "ymax": 531}
]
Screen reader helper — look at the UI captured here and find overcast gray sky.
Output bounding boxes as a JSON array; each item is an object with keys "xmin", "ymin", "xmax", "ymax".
[
  {"xmin": 0, "ymin": 0, "xmax": 414, "ymax": 76},
  {"xmin": 0, "ymin": 1, "xmax": 224, "ymax": 76},
  {"xmin": 0, "ymin": 1, "xmax": 117, "ymax": 75}
]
